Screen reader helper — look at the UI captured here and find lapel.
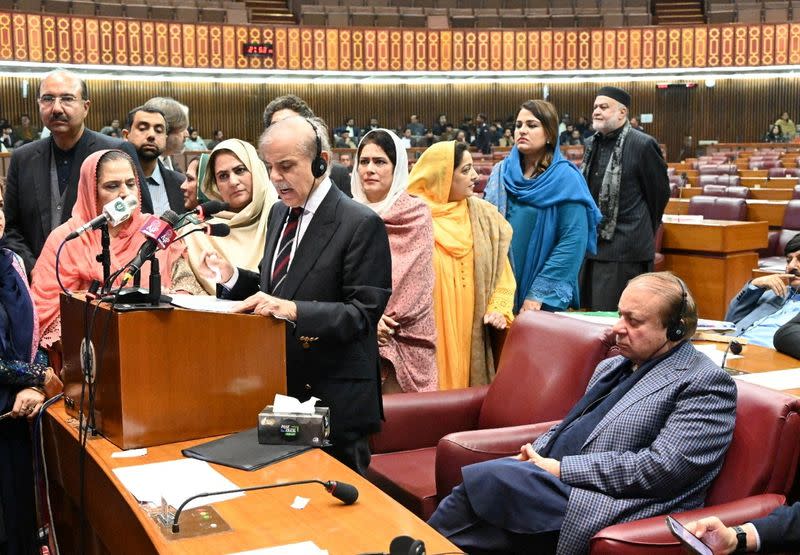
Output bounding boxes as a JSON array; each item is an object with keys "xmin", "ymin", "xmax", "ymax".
[
  {"xmin": 582, "ymin": 342, "xmax": 694, "ymax": 447},
  {"xmin": 32, "ymin": 139, "xmax": 53, "ymax": 235},
  {"xmin": 159, "ymin": 161, "xmax": 186, "ymax": 213},
  {"xmin": 280, "ymin": 185, "xmax": 341, "ymax": 300}
]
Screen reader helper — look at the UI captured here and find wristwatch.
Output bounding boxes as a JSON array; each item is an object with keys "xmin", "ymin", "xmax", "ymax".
[{"xmin": 733, "ymin": 525, "xmax": 747, "ymax": 553}]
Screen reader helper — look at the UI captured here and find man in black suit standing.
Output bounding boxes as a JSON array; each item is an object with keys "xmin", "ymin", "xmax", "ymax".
[
  {"xmin": 685, "ymin": 503, "xmax": 800, "ymax": 553},
  {"xmin": 3, "ymin": 69, "xmax": 152, "ymax": 274},
  {"xmin": 122, "ymin": 106, "xmax": 185, "ymax": 216},
  {"xmin": 579, "ymin": 86, "xmax": 670, "ymax": 311},
  {"xmin": 205, "ymin": 116, "xmax": 392, "ymax": 474}
]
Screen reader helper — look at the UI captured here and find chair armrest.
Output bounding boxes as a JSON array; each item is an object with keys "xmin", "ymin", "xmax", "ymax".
[
  {"xmin": 589, "ymin": 493, "xmax": 786, "ymax": 555},
  {"xmin": 370, "ymin": 385, "xmax": 490, "ymax": 454},
  {"xmin": 435, "ymin": 421, "xmax": 560, "ymax": 500},
  {"xmin": 762, "ymin": 229, "xmax": 780, "ymax": 257}
]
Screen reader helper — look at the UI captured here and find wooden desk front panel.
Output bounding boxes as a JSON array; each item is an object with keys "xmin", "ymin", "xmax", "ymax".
[
  {"xmin": 61, "ymin": 297, "xmax": 287, "ymax": 449},
  {"xmin": 661, "ymin": 220, "xmax": 768, "ymax": 253},
  {"xmin": 43, "ymin": 405, "xmax": 458, "ymax": 555},
  {"xmin": 664, "ymin": 252, "xmax": 758, "ymax": 320},
  {"xmin": 679, "ymin": 188, "xmax": 795, "ymax": 201}
]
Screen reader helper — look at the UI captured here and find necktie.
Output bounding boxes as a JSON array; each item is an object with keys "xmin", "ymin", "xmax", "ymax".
[{"xmin": 271, "ymin": 207, "xmax": 303, "ymax": 294}]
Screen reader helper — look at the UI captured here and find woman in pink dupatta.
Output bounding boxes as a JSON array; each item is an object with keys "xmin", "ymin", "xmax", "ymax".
[
  {"xmin": 31, "ymin": 149, "xmax": 184, "ymax": 349},
  {"xmin": 351, "ymin": 129, "xmax": 438, "ymax": 392}
]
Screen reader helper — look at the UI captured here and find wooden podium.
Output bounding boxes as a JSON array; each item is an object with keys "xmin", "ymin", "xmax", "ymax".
[
  {"xmin": 60, "ymin": 295, "xmax": 286, "ymax": 449},
  {"xmin": 661, "ymin": 220, "xmax": 768, "ymax": 320}
]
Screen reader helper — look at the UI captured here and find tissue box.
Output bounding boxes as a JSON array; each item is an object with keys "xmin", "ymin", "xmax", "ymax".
[{"xmin": 258, "ymin": 405, "xmax": 330, "ymax": 446}]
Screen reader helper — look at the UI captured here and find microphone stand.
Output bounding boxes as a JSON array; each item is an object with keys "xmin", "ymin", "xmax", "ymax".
[
  {"xmin": 148, "ymin": 254, "xmax": 161, "ymax": 307},
  {"xmin": 96, "ymin": 223, "xmax": 111, "ymax": 287}
]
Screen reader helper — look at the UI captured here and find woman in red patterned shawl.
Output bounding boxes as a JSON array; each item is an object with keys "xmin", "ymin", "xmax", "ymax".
[{"xmin": 351, "ymin": 129, "xmax": 438, "ymax": 392}]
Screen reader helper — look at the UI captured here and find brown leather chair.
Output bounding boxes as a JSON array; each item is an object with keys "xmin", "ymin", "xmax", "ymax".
[
  {"xmin": 725, "ymin": 185, "xmax": 750, "ymax": 199},
  {"xmin": 761, "ymin": 199, "xmax": 800, "ymax": 261},
  {"xmin": 688, "ymin": 196, "xmax": 747, "ymax": 221},
  {"xmin": 589, "ymin": 382, "xmax": 800, "ymax": 553},
  {"xmin": 701, "ymin": 184, "xmax": 727, "ymax": 197},
  {"xmin": 367, "ymin": 312, "xmax": 616, "ymax": 519},
  {"xmin": 433, "ymin": 382, "xmax": 800, "ymax": 555}
]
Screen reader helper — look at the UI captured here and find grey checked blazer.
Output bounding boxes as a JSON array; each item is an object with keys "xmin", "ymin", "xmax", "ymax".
[{"xmin": 532, "ymin": 341, "xmax": 737, "ymax": 555}]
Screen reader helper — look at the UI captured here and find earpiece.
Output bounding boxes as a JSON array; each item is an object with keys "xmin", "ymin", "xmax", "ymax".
[
  {"xmin": 666, "ymin": 276, "xmax": 688, "ymax": 342},
  {"xmin": 306, "ymin": 118, "xmax": 328, "ymax": 179}
]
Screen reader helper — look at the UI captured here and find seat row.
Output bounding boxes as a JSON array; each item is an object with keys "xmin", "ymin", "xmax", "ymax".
[
  {"xmin": 305, "ymin": 0, "xmax": 645, "ymax": 8},
  {"xmin": 299, "ymin": 4, "xmax": 649, "ymax": 28},
  {"xmin": 707, "ymin": 0, "xmax": 800, "ymax": 23},
  {"xmin": 11, "ymin": 0, "xmax": 245, "ymax": 23}
]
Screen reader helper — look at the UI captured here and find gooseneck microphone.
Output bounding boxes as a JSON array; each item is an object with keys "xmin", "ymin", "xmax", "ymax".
[
  {"xmin": 122, "ymin": 210, "xmax": 181, "ymax": 282},
  {"xmin": 171, "ymin": 479, "xmax": 358, "ymax": 533},
  {"xmin": 174, "ymin": 200, "xmax": 230, "ymax": 228},
  {"xmin": 66, "ymin": 196, "xmax": 138, "ymax": 240},
  {"xmin": 173, "ymin": 223, "xmax": 231, "ymax": 242},
  {"xmin": 720, "ymin": 285, "xmax": 797, "ymax": 369}
]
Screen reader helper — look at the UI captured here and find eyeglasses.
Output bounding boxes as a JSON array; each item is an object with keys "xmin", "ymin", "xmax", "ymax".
[{"xmin": 38, "ymin": 94, "xmax": 81, "ymax": 106}]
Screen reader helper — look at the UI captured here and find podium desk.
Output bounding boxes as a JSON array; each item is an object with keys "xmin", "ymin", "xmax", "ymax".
[
  {"xmin": 661, "ymin": 220, "xmax": 768, "ymax": 320},
  {"xmin": 697, "ymin": 341, "xmax": 800, "ymax": 398},
  {"xmin": 43, "ymin": 403, "xmax": 458, "ymax": 555}
]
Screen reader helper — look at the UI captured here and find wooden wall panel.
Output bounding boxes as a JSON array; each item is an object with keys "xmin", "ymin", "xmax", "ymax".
[
  {"xmin": 1, "ymin": 11, "xmax": 799, "ymax": 72},
  {"xmin": 1, "ymin": 76, "xmax": 799, "ymax": 162}
]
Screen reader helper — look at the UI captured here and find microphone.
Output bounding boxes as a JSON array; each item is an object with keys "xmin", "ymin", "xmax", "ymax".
[
  {"xmin": 122, "ymin": 210, "xmax": 180, "ymax": 282},
  {"xmin": 174, "ymin": 200, "xmax": 230, "ymax": 228},
  {"xmin": 171, "ymin": 479, "xmax": 358, "ymax": 533},
  {"xmin": 172, "ymin": 223, "xmax": 231, "ymax": 243},
  {"xmin": 65, "ymin": 196, "xmax": 138, "ymax": 240}
]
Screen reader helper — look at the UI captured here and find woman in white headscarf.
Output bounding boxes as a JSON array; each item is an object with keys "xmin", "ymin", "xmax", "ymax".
[
  {"xmin": 182, "ymin": 139, "xmax": 278, "ymax": 294},
  {"xmin": 351, "ymin": 129, "xmax": 438, "ymax": 392}
]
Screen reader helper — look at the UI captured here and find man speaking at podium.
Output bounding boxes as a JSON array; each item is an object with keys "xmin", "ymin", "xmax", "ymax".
[{"xmin": 202, "ymin": 116, "xmax": 392, "ymax": 474}]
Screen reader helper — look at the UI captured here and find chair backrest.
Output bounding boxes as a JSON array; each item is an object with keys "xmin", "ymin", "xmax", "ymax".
[
  {"xmin": 705, "ymin": 381, "xmax": 800, "ymax": 504},
  {"xmin": 698, "ymin": 174, "xmax": 719, "ymax": 186},
  {"xmin": 688, "ymin": 196, "xmax": 747, "ymax": 221},
  {"xmin": 793, "ymin": 184, "xmax": 800, "ymax": 199},
  {"xmin": 702, "ymin": 184, "xmax": 727, "ymax": 197},
  {"xmin": 478, "ymin": 312, "xmax": 616, "ymax": 429},
  {"xmin": 725, "ymin": 186, "xmax": 750, "ymax": 199},
  {"xmin": 768, "ymin": 167, "xmax": 787, "ymax": 178},
  {"xmin": 782, "ymin": 199, "xmax": 800, "ymax": 229},
  {"xmin": 716, "ymin": 174, "xmax": 741, "ymax": 187}
]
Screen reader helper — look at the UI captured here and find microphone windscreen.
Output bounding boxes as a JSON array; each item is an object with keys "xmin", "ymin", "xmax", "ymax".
[
  {"xmin": 327, "ymin": 481, "xmax": 358, "ymax": 505},
  {"xmin": 206, "ymin": 223, "xmax": 231, "ymax": 237},
  {"xmin": 161, "ymin": 209, "xmax": 181, "ymax": 225},
  {"xmin": 199, "ymin": 200, "xmax": 229, "ymax": 217},
  {"xmin": 729, "ymin": 340, "xmax": 743, "ymax": 355},
  {"xmin": 389, "ymin": 536, "xmax": 423, "ymax": 555}
]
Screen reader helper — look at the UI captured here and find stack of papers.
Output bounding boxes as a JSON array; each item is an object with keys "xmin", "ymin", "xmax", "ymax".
[
  {"xmin": 734, "ymin": 368, "xmax": 800, "ymax": 391},
  {"xmin": 112, "ymin": 458, "xmax": 243, "ymax": 510},
  {"xmin": 229, "ymin": 542, "xmax": 328, "ymax": 555},
  {"xmin": 170, "ymin": 293, "xmax": 241, "ymax": 314}
]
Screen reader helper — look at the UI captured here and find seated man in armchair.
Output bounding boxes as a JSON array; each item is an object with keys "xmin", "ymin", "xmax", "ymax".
[{"xmin": 429, "ymin": 272, "xmax": 737, "ymax": 555}]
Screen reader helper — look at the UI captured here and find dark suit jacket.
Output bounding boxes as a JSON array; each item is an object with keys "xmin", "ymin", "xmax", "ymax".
[
  {"xmin": 774, "ymin": 312, "xmax": 800, "ymax": 359},
  {"xmin": 223, "ymin": 183, "xmax": 392, "ymax": 443},
  {"xmin": 583, "ymin": 127, "xmax": 670, "ymax": 262},
  {"xmin": 329, "ymin": 163, "xmax": 352, "ymax": 197},
  {"xmin": 4, "ymin": 129, "xmax": 153, "ymax": 274},
  {"xmin": 158, "ymin": 160, "xmax": 187, "ymax": 214},
  {"xmin": 753, "ymin": 502, "xmax": 800, "ymax": 553}
]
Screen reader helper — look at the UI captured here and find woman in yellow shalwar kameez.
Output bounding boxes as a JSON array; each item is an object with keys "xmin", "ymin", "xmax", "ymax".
[{"xmin": 407, "ymin": 141, "xmax": 516, "ymax": 390}]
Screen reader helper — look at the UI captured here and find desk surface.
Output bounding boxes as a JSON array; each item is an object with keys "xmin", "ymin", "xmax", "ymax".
[
  {"xmin": 43, "ymin": 404, "xmax": 458, "ymax": 555},
  {"xmin": 696, "ymin": 340, "xmax": 800, "ymax": 397}
]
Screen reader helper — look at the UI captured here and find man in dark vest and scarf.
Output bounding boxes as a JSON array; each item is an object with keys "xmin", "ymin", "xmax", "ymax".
[{"xmin": 579, "ymin": 86, "xmax": 670, "ymax": 311}]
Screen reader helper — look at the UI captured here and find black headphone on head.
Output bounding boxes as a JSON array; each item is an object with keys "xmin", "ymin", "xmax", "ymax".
[
  {"xmin": 306, "ymin": 118, "xmax": 328, "ymax": 179},
  {"xmin": 666, "ymin": 276, "xmax": 688, "ymax": 342}
]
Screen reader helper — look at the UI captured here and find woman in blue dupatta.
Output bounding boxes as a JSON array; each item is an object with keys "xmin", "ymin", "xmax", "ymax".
[
  {"xmin": 485, "ymin": 99, "xmax": 602, "ymax": 313},
  {"xmin": 0, "ymin": 206, "xmax": 61, "ymax": 554}
]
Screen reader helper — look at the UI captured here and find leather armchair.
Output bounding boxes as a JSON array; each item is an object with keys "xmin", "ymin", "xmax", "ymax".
[
  {"xmin": 760, "ymin": 199, "xmax": 800, "ymax": 264},
  {"xmin": 688, "ymin": 196, "xmax": 747, "ymax": 221},
  {"xmin": 589, "ymin": 381, "xmax": 800, "ymax": 553},
  {"xmin": 367, "ymin": 312, "xmax": 615, "ymax": 519}
]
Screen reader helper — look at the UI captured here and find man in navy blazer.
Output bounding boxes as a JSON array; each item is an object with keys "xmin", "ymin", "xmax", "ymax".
[
  {"xmin": 686, "ymin": 503, "xmax": 800, "ymax": 553},
  {"xmin": 204, "ymin": 116, "xmax": 391, "ymax": 474},
  {"xmin": 428, "ymin": 272, "xmax": 737, "ymax": 555},
  {"xmin": 3, "ymin": 69, "xmax": 152, "ymax": 275},
  {"xmin": 725, "ymin": 233, "xmax": 800, "ymax": 346}
]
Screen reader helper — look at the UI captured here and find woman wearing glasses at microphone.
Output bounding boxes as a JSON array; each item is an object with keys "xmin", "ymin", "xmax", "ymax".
[
  {"xmin": 181, "ymin": 139, "xmax": 278, "ymax": 294},
  {"xmin": 30, "ymin": 149, "xmax": 185, "ymax": 349},
  {"xmin": 0, "ymin": 203, "xmax": 62, "ymax": 553}
]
